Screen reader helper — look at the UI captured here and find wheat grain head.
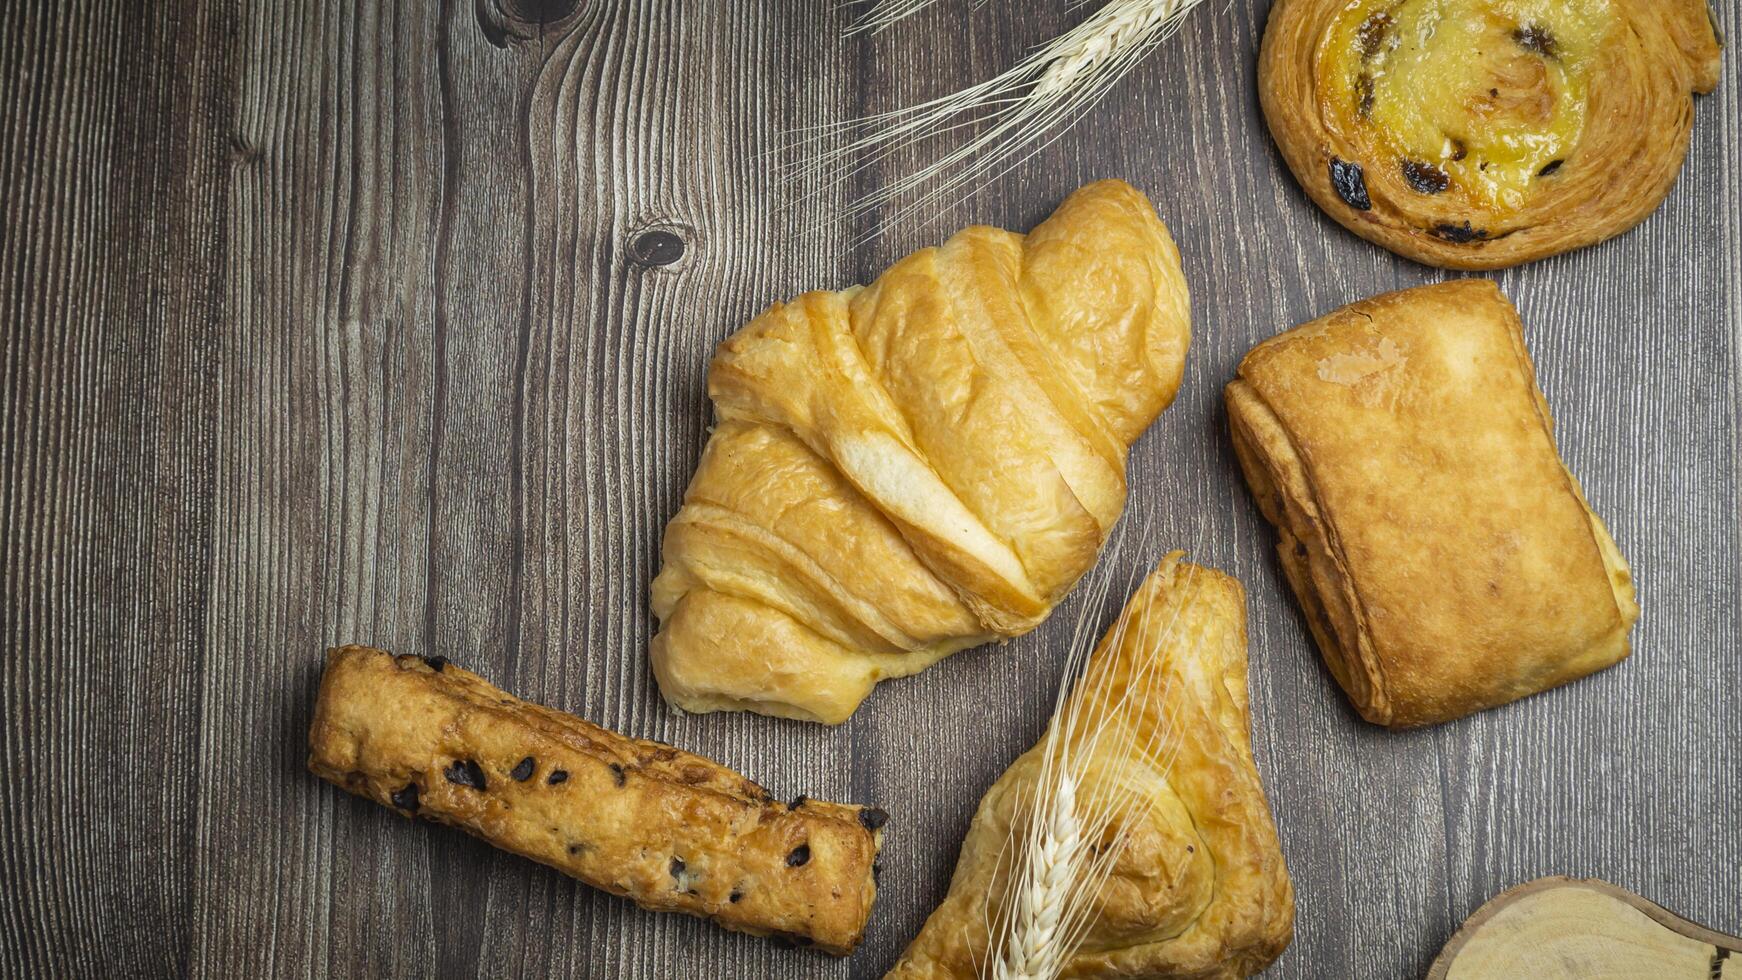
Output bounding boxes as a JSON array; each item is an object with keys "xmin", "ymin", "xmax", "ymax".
[
  {"xmin": 982, "ymin": 529, "xmax": 1201, "ymax": 979},
  {"xmin": 795, "ymin": 0, "xmax": 1209, "ymax": 238}
]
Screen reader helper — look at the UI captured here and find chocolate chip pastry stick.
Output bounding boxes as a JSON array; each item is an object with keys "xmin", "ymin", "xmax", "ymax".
[{"xmin": 307, "ymin": 646, "xmax": 886, "ymax": 954}]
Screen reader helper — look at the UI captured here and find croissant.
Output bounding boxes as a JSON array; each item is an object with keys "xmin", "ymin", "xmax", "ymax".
[
  {"xmin": 1259, "ymin": 0, "xmax": 1723, "ymax": 269},
  {"xmin": 650, "ymin": 180, "xmax": 1191, "ymax": 723},
  {"xmin": 885, "ymin": 554, "xmax": 1293, "ymax": 979}
]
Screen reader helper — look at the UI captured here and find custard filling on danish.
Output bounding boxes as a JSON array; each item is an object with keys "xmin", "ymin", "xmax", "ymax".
[
  {"xmin": 1321, "ymin": 0, "xmax": 1607, "ymax": 212},
  {"xmin": 1261, "ymin": 0, "xmax": 1720, "ymax": 267}
]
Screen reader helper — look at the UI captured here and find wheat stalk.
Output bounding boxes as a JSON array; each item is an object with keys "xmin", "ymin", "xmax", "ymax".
[
  {"xmin": 790, "ymin": 0, "xmax": 1209, "ymax": 236},
  {"xmin": 1033, "ymin": 1, "xmax": 1180, "ymax": 97},
  {"xmin": 845, "ymin": 0, "xmax": 972, "ymax": 35},
  {"xmin": 994, "ymin": 773, "xmax": 1083, "ymax": 980},
  {"xmin": 981, "ymin": 528, "xmax": 1200, "ymax": 979}
]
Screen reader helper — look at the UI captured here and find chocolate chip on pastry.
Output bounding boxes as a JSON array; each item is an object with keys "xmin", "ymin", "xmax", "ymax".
[
  {"xmin": 1259, "ymin": 0, "xmax": 1722, "ymax": 269},
  {"xmin": 885, "ymin": 555, "xmax": 1294, "ymax": 978},
  {"xmin": 650, "ymin": 179, "xmax": 1192, "ymax": 724},
  {"xmin": 306, "ymin": 645, "xmax": 885, "ymax": 954},
  {"xmin": 1225, "ymin": 280, "xmax": 1639, "ymax": 727}
]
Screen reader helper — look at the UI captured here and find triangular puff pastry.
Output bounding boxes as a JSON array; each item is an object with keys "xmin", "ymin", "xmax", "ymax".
[
  {"xmin": 651, "ymin": 181, "xmax": 1191, "ymax": 723},
  {"xmin": 886, "ymin": 554, "xmax": 1293, "ymax": 978}
]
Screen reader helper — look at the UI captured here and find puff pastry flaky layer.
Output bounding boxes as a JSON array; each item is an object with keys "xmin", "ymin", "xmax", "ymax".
[
  {"xmin": 886, "ymin": 555, "xmax": 1294, "ymax": 979},
  {"xmin": 1226, "ymin": 280, "xmax": 1639, "ymax": 728},
  {"xmin": 651, "ymin": 180, "xmax": 1191, "ymax": 723},
  {"xmin": 1259, "ymin": 0, "xmax": 1722, "ymax": 269}
]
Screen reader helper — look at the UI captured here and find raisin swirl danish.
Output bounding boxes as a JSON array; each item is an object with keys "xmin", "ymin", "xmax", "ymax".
[
  {"xmin": 1259, "ymin": 0, "xmax": 1722, "ymax": 269},
  {"xmin": 650, "ymin": 180, "xmax": 1191, "ymax": 724}
]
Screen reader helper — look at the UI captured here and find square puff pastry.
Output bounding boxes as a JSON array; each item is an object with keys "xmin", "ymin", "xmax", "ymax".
[{"xmin": 1225, "ymin": 280, "xmax": 1638, "ymax": 727}]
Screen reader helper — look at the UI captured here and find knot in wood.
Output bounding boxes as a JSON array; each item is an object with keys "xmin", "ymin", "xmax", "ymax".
[
  {"xmin": 629, "ymin": 228, "xmax": 688, "ymax": 268},
  {"xmin": 499, "ymin": 0, "xmax": 580, "ymax": 25},
  {"xmin": 476, "ymin": 0, "xmax": 584, "ymax": 47}
]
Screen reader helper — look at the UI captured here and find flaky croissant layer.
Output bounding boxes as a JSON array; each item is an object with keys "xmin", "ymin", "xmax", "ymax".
[{"xmin": 651, "ymin": 180, "xmax": 1191, "ymax": 723}]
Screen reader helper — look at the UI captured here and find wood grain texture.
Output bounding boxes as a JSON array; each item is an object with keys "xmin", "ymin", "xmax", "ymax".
[
  {"xmin": 1426, "ymin": 877, "xmax": 1742, "ymax": 980},
  {"xmin": 0, "ymin": 1, "xmax": 1736, "ymax": 977}
]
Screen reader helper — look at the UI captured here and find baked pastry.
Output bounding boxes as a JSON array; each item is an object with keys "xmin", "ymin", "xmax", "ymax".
[
  {"xmin": 1259, "ymin": 0, "xmax": 1723, "ymax": 269},
  {"xmin": 651, "ymin": 180, "xmax": 1191, "ymax": 723},
  {"xmin": 885, "ymin": 555, "xmax": 1294, "ymax": 978},
  {"xmin": 1225, "ymin": 280, "xmax": 1639, "ymax": 727},
  {"xmin": 307, "ymin": 645, "xmax": 885, "ymax": 954}
]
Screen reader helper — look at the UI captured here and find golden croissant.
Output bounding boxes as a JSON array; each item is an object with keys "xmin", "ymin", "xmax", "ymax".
[
  {"xmin": 649, "ymin": 180, "xmax": 1191, "ymax": 723},
  {"xmin": 886, "ymin": 554, "xmax": 1294, "ymax": 978},
  {"xmin": 1259, "ymin": 0, "xmax": 1722, "ymax": 269}
]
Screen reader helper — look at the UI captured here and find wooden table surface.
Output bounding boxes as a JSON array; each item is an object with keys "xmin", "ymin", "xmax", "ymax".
[{"xmin": 3, "ymin": 2, "xmax": 1738, "ymax": 977}]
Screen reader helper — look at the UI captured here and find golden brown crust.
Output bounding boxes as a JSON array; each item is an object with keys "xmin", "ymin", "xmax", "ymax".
[
  {"xmin": 885, "ymin": 556, "xmax": 1294, "ymax": 979},
  {"xmin": 1259, "ymin": 0, "xmax": 1723, "ymax": 270},
  {"xmin": 651, "ymin": 180, "xmax": 1191, "ymax": 723},
  {"xmin": 1225, "ymin": 280, "xmax": 1639, "ymax": 727},
  {"xmin": 306, "ymin": 645, "xmax": 883, "ymax": 954}
]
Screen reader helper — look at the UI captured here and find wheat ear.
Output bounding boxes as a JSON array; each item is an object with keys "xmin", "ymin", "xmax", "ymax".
[
  {"xmin": 790, "ymin": 0, "xmax": 1209, "ymax": 235},
  {"xmin": 994, "ymin": 773, "xmax": 1083, "ymax": 980},
  {"xmin": 844, "ymin": 0, "xmax": 959, "ymax": 35},
  {"xmin": 983, "ymin": 526, "xmax": 1201, "ymax": 979}
]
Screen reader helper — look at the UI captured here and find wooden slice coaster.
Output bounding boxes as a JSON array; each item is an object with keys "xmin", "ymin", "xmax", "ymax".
[{"xmin": 1429, "ymin": 876, "xmax": 1742, "ymax": 979}]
